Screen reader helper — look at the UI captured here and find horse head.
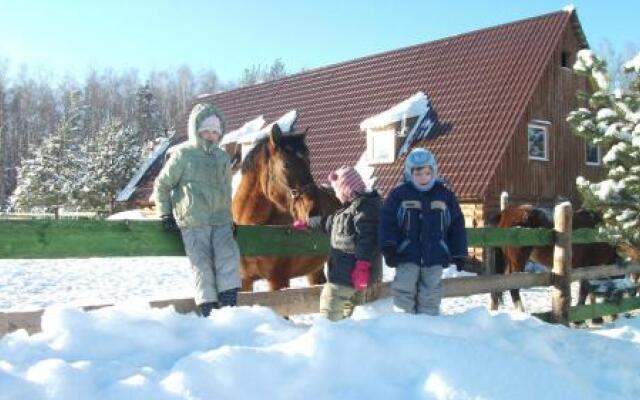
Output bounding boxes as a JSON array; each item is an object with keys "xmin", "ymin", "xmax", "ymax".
[
  {"xmin": 291, "ymin": 184, "xmax": 341, "ymax": 220},
  {"xmin": 241, "ymin": 123, "xmax": 314, "ymax": 214}
]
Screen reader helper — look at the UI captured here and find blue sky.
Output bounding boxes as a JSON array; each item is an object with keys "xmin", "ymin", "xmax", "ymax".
[{"xmin": 0, "ymin": 0, "xmax": 638, "ymax": 83}]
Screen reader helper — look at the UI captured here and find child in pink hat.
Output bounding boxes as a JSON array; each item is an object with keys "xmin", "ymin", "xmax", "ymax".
[{"xmin": 293, "ymin": 166, "xmax": 382, "ymax": 320}]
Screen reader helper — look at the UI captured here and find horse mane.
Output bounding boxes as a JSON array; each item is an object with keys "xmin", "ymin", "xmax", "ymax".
[{"xmin": 240, "ymin": 133, "xmax": 309, "ymax": 174}]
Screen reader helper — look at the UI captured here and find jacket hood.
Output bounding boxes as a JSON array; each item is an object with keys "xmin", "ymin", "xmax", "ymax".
[{"xmin": 187, "ymin": 103, "xmax": 226, "ymax": 150}]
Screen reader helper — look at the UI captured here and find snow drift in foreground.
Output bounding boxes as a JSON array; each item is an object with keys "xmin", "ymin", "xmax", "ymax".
[{"xmin": 1, "ymin": 302, "xmax": 639, "ymax": 400}]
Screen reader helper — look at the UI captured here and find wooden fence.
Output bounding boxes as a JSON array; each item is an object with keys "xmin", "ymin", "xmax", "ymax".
[{"xmin": 1, "ymin": 203, "xmax": 639, "ymax": 335}]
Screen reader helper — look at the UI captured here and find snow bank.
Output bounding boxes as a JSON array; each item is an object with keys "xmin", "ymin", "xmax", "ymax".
[{"xmin": 1, "ymin": 303, "xmax": 639, "ymax": 399}]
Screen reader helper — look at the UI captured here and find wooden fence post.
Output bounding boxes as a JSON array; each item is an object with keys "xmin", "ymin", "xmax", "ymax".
[
  {"xmin": 488, "ymin": 192, "xmax": 509, "ymax": 310},
  {"xmin": 551, "ymin": 202, "xmax": 572, "ymax": 325}
]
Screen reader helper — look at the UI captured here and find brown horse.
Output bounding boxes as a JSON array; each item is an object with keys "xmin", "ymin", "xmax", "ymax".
[
  {"xmin": 232, "ymin": 124, "xmax": 335, "ymax": 291},
  {"xmin": 491, "ymin": 204, "xmax": 619, "ymax": 312}
]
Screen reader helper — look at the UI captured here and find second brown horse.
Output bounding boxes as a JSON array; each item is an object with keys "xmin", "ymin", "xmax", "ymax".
[{"xmin": 492, "ymin": 204, "xmax": 619, "ymax": 312}]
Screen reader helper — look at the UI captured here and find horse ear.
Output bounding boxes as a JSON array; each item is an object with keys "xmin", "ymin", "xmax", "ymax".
[{"xmin": 269, "ymin": 123, "xmax": 283, "ymax": 149}]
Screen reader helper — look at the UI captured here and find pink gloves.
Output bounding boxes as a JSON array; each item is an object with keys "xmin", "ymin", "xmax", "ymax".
[
  {"xmin": 292, "ymin": 219, "xmax": 309, "ymax": 231},
  {"xmin": 351, "ymin": 260, "xmax": 371, "ymax": 291}
]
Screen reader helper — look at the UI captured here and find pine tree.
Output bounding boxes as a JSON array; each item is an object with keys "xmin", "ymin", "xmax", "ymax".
[
  {"xmin": 10, "ymin": 121, "xmax": 81, "ymax": 211},
  {"xmin": 567, "ymin": 50, "xmax": 640, "ymax": 253},
  {"xmin": 76, "ymin": 120, "xmax": 141, "ymax": 211}
]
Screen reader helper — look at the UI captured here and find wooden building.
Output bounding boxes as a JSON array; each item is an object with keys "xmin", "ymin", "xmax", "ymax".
[{"xmin": 122, "ymin": 8, "xmax": 603, "ymax": 235}]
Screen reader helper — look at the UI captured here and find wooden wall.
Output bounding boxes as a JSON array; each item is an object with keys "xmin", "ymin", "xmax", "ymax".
[{"xmin": 485, "ymin": 23, "xmax": 606, "ymax": 212}]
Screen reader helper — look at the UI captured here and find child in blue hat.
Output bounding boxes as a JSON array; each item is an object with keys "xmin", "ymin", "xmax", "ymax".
[{"xmin": 379, "ymin": 148, "xmax": 467, "ymax": 314}]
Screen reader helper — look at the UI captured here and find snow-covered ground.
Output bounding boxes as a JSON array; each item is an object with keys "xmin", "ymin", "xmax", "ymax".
[
  {"xmin": 2, "ymin": 258, "xmax": 640, "ymax": 399},
  {"xmin": 2, "ymin": 258, "xmax": 561, "ymax": 313},
  {"xmin": 1, "ymin": 300, "xmax": 640, "ymax": 399}
]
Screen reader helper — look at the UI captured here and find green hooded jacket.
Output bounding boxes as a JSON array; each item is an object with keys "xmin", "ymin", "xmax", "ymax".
[{"xmin": 153, "ymin": 104, "xmax": 232, "ymax": 228}]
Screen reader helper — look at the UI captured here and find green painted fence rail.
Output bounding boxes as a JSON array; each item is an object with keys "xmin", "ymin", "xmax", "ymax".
[
  {"xmin": 0, "ymin": 220, "xmax": 609, "ymax": 259},
  {"xmin": 534, "ymin": 297, "xmax": 640, "ymax": 323},
  {"xmin": 0, "ymin": 220, "xmax": 331, "ymax": 259}
]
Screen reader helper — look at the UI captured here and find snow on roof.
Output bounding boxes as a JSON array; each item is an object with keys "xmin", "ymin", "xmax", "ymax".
[
  {"xmin": 232, "ymin": 169, "xmax": 243, "ymax": 197},
  {"xmin": 116, "ymin": 138, "xmax": 171, "ymax": 202},
  {"xmin": 220, "ymin": 116, "xmax": 266, "ymax": 146},
  {"xmin": 358, "ymin": 92, "xmax": 436, "ymax": 157},
  {"xmin": 562, "ymin": 4, "xmax": 575, "ymax": 13},
  {"xmin": 359, "ymin": 92, "xmax": 428, "ymax": 131},
  {"xmin": 238, "ymin": 110, "xmax": 298, "ymax": 144},
  {"xmin": 354, "ymin": 151, "xmax": 376, "ymax": 191}
]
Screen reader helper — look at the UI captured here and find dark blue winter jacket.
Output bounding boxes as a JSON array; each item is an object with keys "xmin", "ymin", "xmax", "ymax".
[{"xmin": 379, "ymin": 181, "xmax": 467, "ymax": 267}]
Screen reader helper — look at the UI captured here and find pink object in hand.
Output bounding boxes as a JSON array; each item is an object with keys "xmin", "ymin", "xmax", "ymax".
[
  {"xmin": 351, "ymin": 260, "xmax": 371, "ymax": 291},
  {"xmin": 292, "ymin": 219, "xmax": 309, "ymax": 231}
]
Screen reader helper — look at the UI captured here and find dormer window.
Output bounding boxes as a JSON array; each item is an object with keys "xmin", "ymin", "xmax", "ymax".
[
  {"xmin": 366, "ymin": 128, "xmax": 396, "ymax": 164},
  {"xmin": 585, "ymin": 142, "xmax": 601, "ymax": 165},
  {"xmin": 360, "ymin": 92, "xmax": 435, "ymax": 164},
  {"xmin": 527, "ymin": 121, "xmax": 550, "ymax": 161}
]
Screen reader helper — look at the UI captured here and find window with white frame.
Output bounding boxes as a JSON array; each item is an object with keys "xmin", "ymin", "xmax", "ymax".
[
  {"xmin": 527, "ymin": 123, "xmax": 549, "ymax": 161},
  {"xmin": 366, "ymin": 129, "xmax": 396, "ymax": 164},
  {"xmin": 585, "ymin": 142, "xmax": 601, "ymax": 165}
]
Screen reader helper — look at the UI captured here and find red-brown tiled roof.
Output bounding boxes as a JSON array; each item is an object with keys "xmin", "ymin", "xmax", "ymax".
[{"xmin": 163, "ymin": 10, "xmax": 583, "ymax": 201}]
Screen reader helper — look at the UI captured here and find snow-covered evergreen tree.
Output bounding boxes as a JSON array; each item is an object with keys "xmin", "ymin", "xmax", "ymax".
[
  {"xmin": 10, "ymin": 121, "xmax": 82, "ymax": 211},
  {"xmin": 76, "ymin": 120, "xmax": 141, "ymax": 210},
  {"xmin": 567, "ymin": 50, "xmax": 640, "ymax": 253}
]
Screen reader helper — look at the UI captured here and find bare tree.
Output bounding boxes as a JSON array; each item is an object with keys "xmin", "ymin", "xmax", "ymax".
[
  {"xmin": 238, "ymin": 58, "xmax": 288, "ymax": 88},
  {"xmin": 0, "ymin": 60, "xmax": 227, "ymax": 206},
  {"xmin": 598, "ymin": 39, "xmax": 639, "ymax": 91}
]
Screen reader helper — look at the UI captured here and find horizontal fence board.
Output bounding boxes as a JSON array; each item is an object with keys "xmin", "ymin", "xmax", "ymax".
[
  {"xmin": 4, "ymin": 264, "xmax": 640, "ymax": 336},
  {"xmin": 572, "ymin": 263, "xmax": 640, "ymax": 281},
  {"xmin": 572, "ymin": 228, "xmax": 607, "ymax": 244},
  {"xmin": 568, "ymin": 297, "xmax": 640, "ymax": 322},
  {"xmin": 0, "ymin": 220, "xmax": 580, "ymax": 259},
  {"xmin": 0, "ymin": 220, "xmax": 330, "ymax": 259},
  {"xmin": 535, "ymin": 297, "xmax": 640, "ymax": 323},
  {"xmin": 467, "ymin": 227, "xmax": 553, "ymax": 247}
]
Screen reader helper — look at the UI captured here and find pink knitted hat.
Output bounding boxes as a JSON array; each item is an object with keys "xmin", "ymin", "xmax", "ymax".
[{"xmin": 328, "ymin": 166, "xmax": 366, "ymax": 203}]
